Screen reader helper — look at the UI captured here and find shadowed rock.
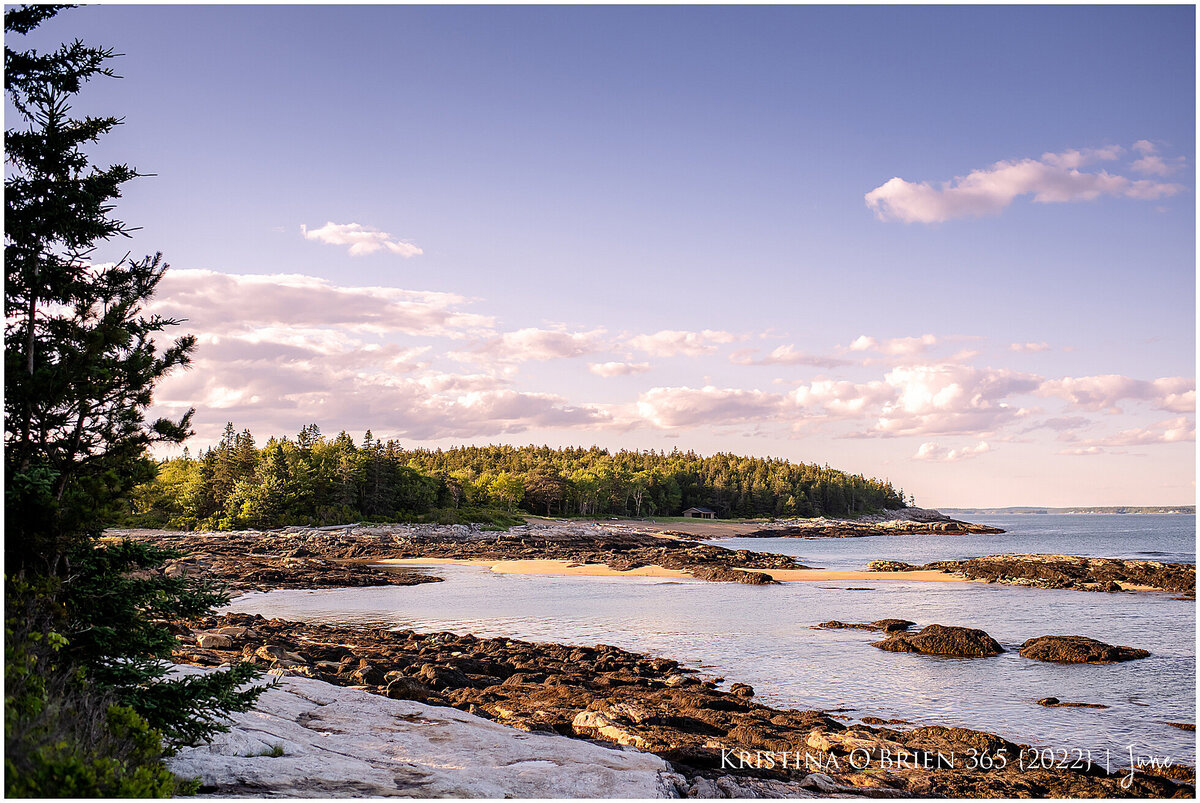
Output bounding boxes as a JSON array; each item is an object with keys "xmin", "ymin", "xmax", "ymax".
[
  {"xmin": 922, "ymin": 554, "xmax": 1195, "ymax": 595},
  {"xmin": 1019, "ymin": 635, "xmax": 1150, "ymax": 664},
  {"xmin": 817, "ymin": 619, "xmax": 915, "ymax": 633},
  {"xmin": 873, "ymin": 624, "xmax": 1004, "ymax": 658},
  {"xmin": 1036, "ymin": 697, "xmax": 1109, "ymax": 709},
  {"xmin": 174, "ymin": 613, "xmax": 1192, "ymax": 799}
]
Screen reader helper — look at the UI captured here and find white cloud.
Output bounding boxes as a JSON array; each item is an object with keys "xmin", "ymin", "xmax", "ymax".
[
  {"xmin": 1057, "ymin": 417, "xmax": 1195, "ymax": 454},
  {"xmin": 1129, "ymin": 140, "xmax": 1187, "ymax": 177},
  {"xmin": 636, "ymin": 385, "xmax": 785, "ymax": 428},
  {"xmin": 790, "ymin": 379, "xmax": 894, "ymax": 418},
  {"xmin": 871, "ymin": 364, "xmax": 1041, "ymax": 436},
  {"xmin": 300, "ymin": 221, "xmax": 423, "ymax": 257},
  {"xmin": 848, "ymin": 334, "xmax": 938, "ymax": 356},
  {"xmin": 1010, "ymin": 342, "xmax": 1051, "ymax": 353},
  {"xmin": 729, "ymin": 344, "xmax": 851, "ymax": 368},
  {"xmin": 151, "ymin": 270, "xmax": 491, "ymax": 339},
  {"xmin": 865, "ymin": 145, "xmax": 1185, "ymax": 223},
  {"xmin": 1036, "ymin": 375, "xmax": 1195, "ymax": 413},
  {"xmin": 589, "ymin": 361, "xmax": 651, "ymax": 378},
  {"xmin": 626, "ymin": 329, "xmax": 739, "ymax": 357},
  {"xmin": 452, "ymin": 327, "xmax": 608, "ymax": 364},
  {"xmin": 913, "ymin": 441, "xmax": 992, "ymax": 462}
]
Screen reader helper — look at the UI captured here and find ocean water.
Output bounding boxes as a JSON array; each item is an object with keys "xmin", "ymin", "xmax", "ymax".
[
  {"xmin": 713, "ymin": 514, "xmax": 1197, "ymax": 571},
  {"xmin": 224, "ymin": 514, "xmax": 1196, "ymax": 766}
]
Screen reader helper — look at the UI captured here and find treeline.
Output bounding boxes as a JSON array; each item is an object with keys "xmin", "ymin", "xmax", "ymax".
[{"xmin": 130, "ymin": 423, "xmax": 908, "ymax": 531}]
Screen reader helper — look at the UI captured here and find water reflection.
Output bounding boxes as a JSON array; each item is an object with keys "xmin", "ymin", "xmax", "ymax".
[{"xmin": 226, "ymin": 561, "xmax": 1195, "ymax": 766}]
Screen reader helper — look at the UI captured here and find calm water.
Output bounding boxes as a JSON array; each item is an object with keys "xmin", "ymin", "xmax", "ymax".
[
  {"xmin": 711, "ymin": 514, "xmax": 1196, "ymax": 570},
  {"xmin": 225, "ymin": 514, "xmax": 1196, "ymax": 766}
]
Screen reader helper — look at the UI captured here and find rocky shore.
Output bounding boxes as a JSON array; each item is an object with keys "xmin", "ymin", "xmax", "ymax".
[
  {"xmin": 115, "ymin": 522, "xmax": 804, "ymax": 590},
  {"xmin": 171, "ymin": 613, "xmax": 1192, "ymax": 798},
  {"xmin": 167, "ymin": 665, "xmax": 682, "ymax": 798},
  {"xmin": 868, "ymin": 554, "xmax": 1196, "ymax": 596},
  {"xmin": 740, "ymin": 507, "xmax": 1006, "ymax": 538}
]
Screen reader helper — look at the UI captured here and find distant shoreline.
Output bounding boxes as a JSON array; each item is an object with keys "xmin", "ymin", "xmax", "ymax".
[{"xmin": 940, "ymin": 506, "xmax": 1195, "ymax": 516}]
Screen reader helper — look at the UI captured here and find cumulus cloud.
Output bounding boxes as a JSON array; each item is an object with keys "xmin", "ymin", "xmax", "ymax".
[
  {"xmin": 625, "ymin": 329, "xmax": 739, "ymax": 357},
  {"xmin": 913, "ymin": 441, "xmax": 992, "ymax": 462},
  {"xmin": 1036, "ymin": 375, "xmax": 1195, "ymax": 413},
  {"xmin": 589, "ymin": 361, "xmax": 651, "ymax": 378},
  {"xmin": 151, "ymin": 270, "xmax": 491, "ymax": 338},
  {"xmin": 147, "ymin": 270, "xmax": 620, "ymax": 445},
  {"xmin": 864, "ymin": 145, "xmax": 1185, "ymax": 223},
  {"xmin": 636, "ymin": 385, "xmax": 785, "ymax": 428},
  {"xmin": 848, "ymin": 334, "xmax": 939, "ymax": 357},
  {"xmin": 300, "ymin": 221, "xmax": 423, "ymax": 257},
  {"xmin": 729, "ymin": 344, "xmax": 851, "ymax": 368},
  {"xmin": 871, "ymin": 364, "xmax": 1042, "ymax": 436},
  {"xmin": 1010, "ymin": 342, "xmax": 1051, "ymax": 353},
  {"xmin": 1130, "ymin": 140, "xmax": 1187, "ymax": 177},
  {"xmin": 451, "ymin": 327, "xmax": 609, "ymax": 364},
  {"xmin": 790, "ymin": 379, "xmax": 894, "ymax": 418}
]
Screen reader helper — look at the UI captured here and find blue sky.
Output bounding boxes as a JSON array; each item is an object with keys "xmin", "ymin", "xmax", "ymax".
[{"xmin": 15, "ymin": 5, "xmax": 1195, "ymax": 506}]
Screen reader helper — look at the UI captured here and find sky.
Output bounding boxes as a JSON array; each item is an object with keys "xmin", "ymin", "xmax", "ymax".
[{"xmin": 13, "ymin": 5, "xmax": 1196, "ymax": 507}]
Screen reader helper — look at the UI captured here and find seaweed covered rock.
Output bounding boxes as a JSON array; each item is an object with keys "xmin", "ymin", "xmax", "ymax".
[
  {"xmin": 873, "ymin": 624, "xmax": 1004, "ymax": 658},
  {"xmin": 817, "ymin": 619, "xmax": 915, "ymax": 632},
  {"xmin": 1019, "ymin": 635, "xmax": 1149, "ymax": 664}
]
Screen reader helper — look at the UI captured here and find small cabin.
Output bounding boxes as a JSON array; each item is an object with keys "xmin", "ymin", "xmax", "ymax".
[{"xmin": 682, "ymin": 507, "xmax": 716, "ymax": 519}]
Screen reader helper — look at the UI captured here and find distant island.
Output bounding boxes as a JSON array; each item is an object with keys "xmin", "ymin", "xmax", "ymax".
[{"xmin": 940, "ymin": 505, "xmax": 1195, "ymax": 515}]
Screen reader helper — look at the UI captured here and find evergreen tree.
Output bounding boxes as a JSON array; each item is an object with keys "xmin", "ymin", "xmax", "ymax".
[
  {"xmin": 5, "ymin": 5, "xmax": 196, "ymax": 572},
  {"xmin": 4, "ymin": 8, "xmax": 266, "ymax": 794}
]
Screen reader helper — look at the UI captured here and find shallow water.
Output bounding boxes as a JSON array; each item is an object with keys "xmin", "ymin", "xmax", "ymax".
[{"xmin": 224, "ymin": 514, "xmax": 1196, "ymax": 767}]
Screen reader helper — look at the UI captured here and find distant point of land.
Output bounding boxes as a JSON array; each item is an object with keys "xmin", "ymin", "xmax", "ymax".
[{"xmin": 939, "ymin": 505, "xmax": 1195, "ymax": 516}]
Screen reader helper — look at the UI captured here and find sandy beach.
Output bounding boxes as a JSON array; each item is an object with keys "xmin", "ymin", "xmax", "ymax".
[{"xmin": 376, "ymin": 557, "xmax": 971, "ymax": 583}]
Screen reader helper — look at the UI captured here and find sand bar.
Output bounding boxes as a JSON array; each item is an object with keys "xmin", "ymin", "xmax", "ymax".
[{"xmin": 376, "ymin": 558, "xmax": 970, "ymax": 583}]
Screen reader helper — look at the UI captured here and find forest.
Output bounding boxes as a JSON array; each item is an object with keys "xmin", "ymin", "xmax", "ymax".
[{"xmin": 127, "ymin": 423, "xmax": 909, "ymax": 531}]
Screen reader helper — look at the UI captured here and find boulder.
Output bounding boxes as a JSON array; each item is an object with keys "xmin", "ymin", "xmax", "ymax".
[
  {"xmin": 729, "ymin": 683, "xmax": 754, "ymax": 699},
  {"xmin": 570, "ymin": 709, "xmax": 651, "ymax": 750},
  {"xmin": 1019, "ymin": 635, "xmax": 1149, "ymax": 664},
  {"xmin": 385, "ymin": 677, "xmax": 432, "ymax": 702},
  {"xmin": 417, "ymin": 663, "xmax": 471, "ymax": 689},
  {"xmin": 873, "ymin": 624, "xmax": 1003, "ymax": 658},
  {"xmin": 255, "ymin": 644, "xmax": 309, "ymax": 667},
  {"xmin": 197, "ymin": 633, "xmax": 235, "ymax": 650},
  {"xmin": 868, "ymin": 561, "xmax": 918, "ymax": 572},
  {"xmin": 874, "ymin": 619, "xmax": 916, "ymax": 633}
]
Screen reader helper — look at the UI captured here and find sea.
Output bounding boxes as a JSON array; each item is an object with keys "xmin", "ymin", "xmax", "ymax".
[{"xmin": 223, "ymin": 514, "xmax": 1196, "ymax": 767}]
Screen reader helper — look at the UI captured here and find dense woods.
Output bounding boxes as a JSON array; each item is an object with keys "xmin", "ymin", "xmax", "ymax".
[{"xmin": 129, "ymin": 423, "xmax": 908, "ymax": 530}]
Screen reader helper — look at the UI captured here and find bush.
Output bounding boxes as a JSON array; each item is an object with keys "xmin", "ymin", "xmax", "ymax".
[{"xmin": 5, "ymin": 580, "xmax": 194, "ymax": 797}]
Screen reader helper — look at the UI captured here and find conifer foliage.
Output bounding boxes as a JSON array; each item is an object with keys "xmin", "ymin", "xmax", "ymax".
[
  {"xmin": 132, "ymin": 425, "xmax": 907, "ymax": 530},
  {"xmin": 4, "ymin": 7, "xmax": 265, "ymax": 795}
]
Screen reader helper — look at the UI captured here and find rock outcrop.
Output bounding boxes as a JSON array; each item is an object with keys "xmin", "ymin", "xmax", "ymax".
[
  {"xmin": 166, "ymin": 665, "xmax": 683, "ymax": 798},
  {"xmin": 170, "ymin": 614, "xmax": 1192, "ymax": 799},
  {"xmin": 924, "ymin": 554, "xmax": 1195, "ymax": 594},
  {"xmin": 744, "ymin": 519, "xmax": 1004, "ymax": 539},
  {"xmin": 868, "ymin": 554, "xmax": 1195, "ymax": 596},
  {"xmin": 1019, "ymin": 636, "xmax": 1151, "ymax": 664},
  {"xmin": 115, "ymin": 522, "xmax": 806, "ymax": 591},
  {"xmin": 872, "ymin": 624, "xmax": 1004, "ymax": 658}
]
